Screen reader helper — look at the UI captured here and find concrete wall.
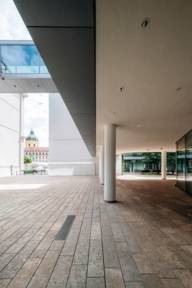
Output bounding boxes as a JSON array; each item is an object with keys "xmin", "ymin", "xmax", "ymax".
[
  {"xmin": 49, "ymin": 93, "xmax": 95, "ymax": 175},
  {"xmin": 0, "ymin": 94, "xmax": 20, "ymax": 176}
]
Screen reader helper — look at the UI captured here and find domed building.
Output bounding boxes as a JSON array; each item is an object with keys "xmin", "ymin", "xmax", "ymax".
[
  {"xmin": 24, "ymin": 129, "xmax": 48, "ymax": 163},
  {"xmin": 25, "ymin": 129, "xmax": 39, "ymax": 148}
]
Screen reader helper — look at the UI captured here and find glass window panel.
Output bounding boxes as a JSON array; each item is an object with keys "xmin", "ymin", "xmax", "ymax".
[
  {"xmin": 0, "ymin": 44, "xmax": 48, "ymax": 74},
  {"xmin": 167, "ymin": 152, "xmax": 176, "ymax": 175},
  {"xmin": 176, "ymin": 136, "xmax": 186, "ymax": 191},
  {"xmin": 186, "ymin": 131, "xmax": 192, "ymax": 195}
]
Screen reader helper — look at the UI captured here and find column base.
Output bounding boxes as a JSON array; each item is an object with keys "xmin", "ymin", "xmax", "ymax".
[{"xmin": 104, "ymin": 200, "xmax": 117, "ymax": 203}]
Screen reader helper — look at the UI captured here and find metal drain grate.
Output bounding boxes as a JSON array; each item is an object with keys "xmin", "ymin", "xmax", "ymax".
[{"xmin": 55, "ymin": 215, "xmax": 76, "ymax": 240}]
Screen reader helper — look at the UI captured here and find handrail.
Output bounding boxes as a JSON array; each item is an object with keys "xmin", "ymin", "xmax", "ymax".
[
  {"xmin": 0, "ymin": 43, "xmax": 49, "ymax": 76},
  {"xmin": 0, "ymin": 59, "xmax": 9, "ymax": 74}
]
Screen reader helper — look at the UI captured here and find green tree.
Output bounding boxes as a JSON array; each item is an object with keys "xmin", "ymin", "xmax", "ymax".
[
  {"xmin": 24, "ymin": 155, "xmax": 32, "ymax": 164},
  {"xmin": 141, "ymin": 152, "xmax": 161, "ymax": 173},
  {"xmin": 167, "ymin": 152, "xmax": 176, "ymax": 174}
]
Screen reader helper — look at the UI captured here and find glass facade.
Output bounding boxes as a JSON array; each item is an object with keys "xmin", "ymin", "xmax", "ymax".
[
  {"xmin": 0, "ymin": 44, "xmax": 49, "ymax": 75},
  {"xmin": 122, "ymin": 152, "xmax": 176, "ymax": 175},
  {"xmin": 176, "ymin": 130, "xmax": 192, "ymax": 195}
]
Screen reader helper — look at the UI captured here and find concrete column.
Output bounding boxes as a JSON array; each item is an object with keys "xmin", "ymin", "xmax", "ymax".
[
  {"xmin": 104, "ymin": 124, "xmax": 116, "ymax": 202},
  {"xmin": 99, "ymin": 145, "xmax": 104, "ymax": 184},
  {"xmin": 161, "ymin": 150, "xmax": 167, "ymax": 180},
  {"xmin": 19, "ymin": 94, "xmax": 27, "ymax": 174},
  {"xmin": 116, "ymin": 154, "xmax": 122, "ymax": 176}
]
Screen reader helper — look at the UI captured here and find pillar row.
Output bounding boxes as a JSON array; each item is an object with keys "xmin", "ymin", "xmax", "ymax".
[
  {"xmin": 99, "ymin": 145, "xmax": 104, "ymax": 185},
  {"xmin": 104, "ymin": 124, "xmax": 116, "ymax": 202},
  {"xmin": 161, "ymin": 150, "xmax": 167, "ymax": 180}
]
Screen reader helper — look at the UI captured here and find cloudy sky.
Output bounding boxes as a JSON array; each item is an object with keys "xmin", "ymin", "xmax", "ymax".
[
  {"xmin": 0, "ymin": 0, "xmax": 31, "ymax": 40},
  {"xmin": 0, "ymin": 0, "xmax": 49, "ymax": 146},
  {"xmin": 24, "ymin": 94, "xmax": 49, "ymax": 147}
]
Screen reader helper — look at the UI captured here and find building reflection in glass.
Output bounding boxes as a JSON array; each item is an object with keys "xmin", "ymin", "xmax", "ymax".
[
  {"xmin": 0, "ymin": 44, "xmax": 48, "ymax": 75},
  {"xmin": 176, "ymin": 130, "xmax": 192, "ymax": 195}
]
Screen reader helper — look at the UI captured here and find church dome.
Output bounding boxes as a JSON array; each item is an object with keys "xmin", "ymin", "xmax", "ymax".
[{"xmin": 26, "ymin": 129, "xmax": 38, "ymax": 141}]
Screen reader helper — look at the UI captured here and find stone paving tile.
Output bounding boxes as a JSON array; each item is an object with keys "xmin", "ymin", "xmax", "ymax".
[
  {"xmin": 174, "ymin": 248, "xmax": 192, "ymax": 271},
  {"xmin": 88, "ymin": 239, "xmax": 104, "ymax": 278},
  {"xmin": 0, "ymin": 279, "xmax": 10, "ymax": 288},
  {"xmin": 141, "ymin": 274, "xmax": 164, "ymax": 288},
  {"xmin": 73, "ymin": 236, "xmax": 90, "ymax": 265},
  {"xmin": 0, "ymin": 176, "xmax": 192, "ymax": 288},
  {"xmin": 181, "ymin": 245, "xmax": 192, "ymax": 253},
  {"xmin": 174, "ymin": 269, "xmax": 192, "ymax": 288},
  {"xmin": 125, "ymin": 282, "xmax": 144, "ymax": 288},
  {"xmin": 0, "ymin": 240, "xmax": 40, "ymax": 279},
  {"xmin": 133, "ymin": 254, "xmax": 153, "ymax": 274},
  {"xmin": 105, "ymin": 268, "xmax": 125, "ymax": 288},
  {"xmin": 121, "ymin": 225, "xmax": 142, "ymax": 254},
  {"xmin": 0, "ymin": 254, "xmax": 15, "ymax": 273},
  {"xmin": 102, "ymin": 224, "xmax": 120, "ymax": 268},
  {"xmin": 61, "ymin": 231, "xmax": 80, "ymax": 256},
  {"xmin": 7, "ymin": 258, "xmax": 41, "ymax": 288},
  {"xmin": 27, "ymin": 251, "xmax": 59, "ymax": 288},
  {"xmin": 47, "ymin": 255, "xmax": 73, "ymax": 288},
  {"xmin": 86, "ymin": 277, "xmax": 105, "ymax": 288},
  {"xmin": 116, "ymin": 241, "xmax": 141, "ymax": 282},
  {"xmin": 161, "ymin": 278, "xmax": 185, "ymax": 288},
  {"xmin": 111, "ymin": 223, "xmax": 125, "ymax": 242},
  {"xmin": 66, "ymin": 264, "xmax": 87, "ymax": 288},
  {"xmin": 49, "ymin": 240, "xmax": 65, "ymax": 251}
]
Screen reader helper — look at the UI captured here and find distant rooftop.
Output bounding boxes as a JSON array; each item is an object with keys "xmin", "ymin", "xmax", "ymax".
[
  {"xmin": 26, "ymin": 129, "xmax": 38, "ymax": 141},
  {"xmin": 24, "ymin": 147, "xmax": 48, "ymax": 151}
]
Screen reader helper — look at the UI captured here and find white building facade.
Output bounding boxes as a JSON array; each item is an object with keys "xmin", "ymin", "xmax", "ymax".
[
  {"xmin": 0, "ymin": 94, "xmax": 22, "ymax": 176},
  {"xmin": 48, "ymin": 93, "xmax": 95, "ymax": 176}
]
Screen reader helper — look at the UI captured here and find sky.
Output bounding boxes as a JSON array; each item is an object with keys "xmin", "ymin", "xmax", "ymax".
[
  {"xmin": 0, "ymin": 0, "xmax": 31, "ymax": 40},
  {"xmin": 24, "ymin": 94, "xmax": 49, "ymax": 147},
  {"xmin": 0, "ymin": 0, "xmax": 49, "ymax": 147}
]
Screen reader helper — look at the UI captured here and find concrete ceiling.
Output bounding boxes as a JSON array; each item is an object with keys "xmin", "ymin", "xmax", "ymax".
[
  {"xmin": 13, "ymin": 0, "xmax": 96, "ymax": 156},
  {"xmin": 13, "ymin": 0, "xmax": 192, "ymax": 155},
  {"xmin": 0, "ymin": 77, "xmax": 57, "ymax": 93},
  {"xmin": 97, "ymin": 0, "xmax": 192, "ymax": 153}
]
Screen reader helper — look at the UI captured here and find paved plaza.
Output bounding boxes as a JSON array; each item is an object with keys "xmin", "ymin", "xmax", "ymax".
[{"xmin": 0, "ymin": 176, "xmax": 192, "ymax": 288}]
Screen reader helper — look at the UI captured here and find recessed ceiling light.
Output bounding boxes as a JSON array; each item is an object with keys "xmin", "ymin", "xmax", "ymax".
[
  {"xmin": 141, "ymin": 18, "xmax": 151, "ymax": 28},
  {"xmin": 137, "ymin": 123, "xmax": 141, "ymax": 128},
  {"xmin": 176, "ymin": 86, "xmax": 182, "ymax": 91}
]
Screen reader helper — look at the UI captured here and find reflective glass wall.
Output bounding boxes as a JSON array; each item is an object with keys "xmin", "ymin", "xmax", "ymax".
[
  {"xmin": 0, "ymin": 43, "xmax": 48, "ymax": 75},
  {"xmin": 186, "ymin": 131, "xmax": 192, "ymax": 195},
  {"xmin": 176, "ymin": 130, "xmax": 192, "ymax": 195},
  {"xmin": 176, "ymin": 136, "xmax": 186, "ymax": 191}
]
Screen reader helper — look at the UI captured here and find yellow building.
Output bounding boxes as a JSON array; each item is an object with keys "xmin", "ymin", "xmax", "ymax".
[
  {"xmin": 25, "ymin": 129, "xmax": 39, "ymax": 148},
  {"xmin": 25, "ymin": 129, "xmax": 48, "ymax": 163}
]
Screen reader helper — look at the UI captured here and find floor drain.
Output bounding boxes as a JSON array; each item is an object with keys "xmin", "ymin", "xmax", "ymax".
[{"xmin": 55, "ymin": 215, "xmax": 76, "ymax": 240}]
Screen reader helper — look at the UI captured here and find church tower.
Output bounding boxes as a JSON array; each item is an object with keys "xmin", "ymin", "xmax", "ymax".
[{"xmin": 25, "ymin": 129, "xmax": 39, "ymax": 148}]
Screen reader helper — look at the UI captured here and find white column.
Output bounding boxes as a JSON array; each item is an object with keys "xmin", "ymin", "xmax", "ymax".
[
  {"xmin": 99, "ymin": 145, "xmax": 104, "ymax": 184},
  {"xmin": 161, "ymin": 150, "xmax": 167, "ymax": 180},
  {"xmin": 116, "ymin": 154, "xmax": 122, "ymax": 176},
  {"xmin": 19, "ymin": 94, "xmax": 26, "ymax": 174},
  {"xmin": 104, "ymin": 124, "xmax": 116, "ymax": 202}
]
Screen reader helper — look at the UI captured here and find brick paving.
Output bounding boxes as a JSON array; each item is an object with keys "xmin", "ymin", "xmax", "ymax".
[{"xmin": 0, "ymin": 176, "xmax": 192, "ymax": 287}]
